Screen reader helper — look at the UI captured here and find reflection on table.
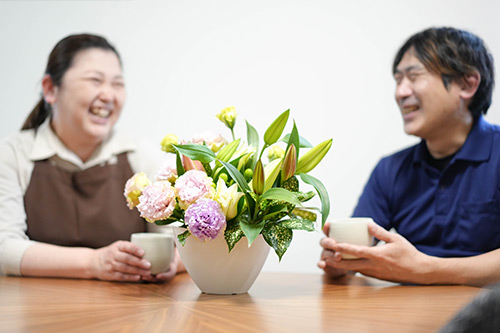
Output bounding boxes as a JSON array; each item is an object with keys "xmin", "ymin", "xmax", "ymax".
[{"xmin": 0, "ymin": 272, "xmax": 485, "ymax": 332}]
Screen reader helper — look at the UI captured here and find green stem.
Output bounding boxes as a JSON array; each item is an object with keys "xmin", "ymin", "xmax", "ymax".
[{"xmin": 258, "ymin": 143, "xmax": 269, "ymax": 161}]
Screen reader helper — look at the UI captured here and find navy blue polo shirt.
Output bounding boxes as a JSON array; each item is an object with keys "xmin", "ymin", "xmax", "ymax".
[{"xmin": 353, "ymin": 116, "xmax": 500, "ymax": 258}]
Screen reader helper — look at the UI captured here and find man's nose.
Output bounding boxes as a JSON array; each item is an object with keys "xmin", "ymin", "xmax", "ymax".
[{"xmin": 395, "ymin": 80, "xmax": 413, "ymax": 100}]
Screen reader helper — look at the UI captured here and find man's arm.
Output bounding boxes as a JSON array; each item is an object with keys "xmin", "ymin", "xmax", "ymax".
[{"xmin": 319, "ymin": 222, "xmax": 500, "ymax": 287}]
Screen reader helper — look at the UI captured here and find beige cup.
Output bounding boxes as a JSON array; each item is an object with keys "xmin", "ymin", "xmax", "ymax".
[
  {"xmin": 329, "ymin": 218, "xmax": 374, "ymax": 259},
  {"xmin": 131, "ymin": 232, "xmax": 174, "ymax": 274}
]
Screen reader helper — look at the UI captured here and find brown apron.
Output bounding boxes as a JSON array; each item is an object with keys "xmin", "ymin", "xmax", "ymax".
[{"xmin": 24, "ymin": 153, "xmax": 146, "ymax": 248}]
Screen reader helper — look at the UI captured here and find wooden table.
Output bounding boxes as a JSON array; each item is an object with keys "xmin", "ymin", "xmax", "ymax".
[{"xmin": 0, "ymin": 272, "xmax": 484, "ymax": 332}]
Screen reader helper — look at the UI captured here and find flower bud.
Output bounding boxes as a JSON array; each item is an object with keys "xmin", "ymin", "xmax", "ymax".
[
  {"xmin": 244, "ymin": 168, "xmax": 253, "ymax": 181},
  {"xmin": 219, "ymin": 172, "xmax": 229, "ymax": 183},
  {"xmin": 281, "ymin": 144, "xmax": 297, "ymax": 182},
  {"xmin": 182, "ymin": 155, "xmax": 205, "ymax": 172},
  {"xmin": 216, "ymin": 106, "xmax": 237, "ymax": 130},
  {"xmin": 268, "ymin": 145, "xmax": 285, "ymax": 162},
  {"xmin": 160, "ymin": 133, "xmax": 179, "ymax": 153},
  {"xmin": 253, "ymin": 159, "xmax": 265, "ymax": 195},
  {"xmin": 296, "ymin": 139, "xmax": 333, "ymax": 174}
]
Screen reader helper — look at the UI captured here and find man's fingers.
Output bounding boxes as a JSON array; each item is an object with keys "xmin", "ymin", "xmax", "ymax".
[{"xmin": 368, "ymin": 221, "xmax": 393, "ymax": 243}]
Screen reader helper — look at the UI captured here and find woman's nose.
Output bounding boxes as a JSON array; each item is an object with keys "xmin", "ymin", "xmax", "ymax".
[{"xmin": 98, "ymin": 83, "xmax": 116, "ymax": 102}]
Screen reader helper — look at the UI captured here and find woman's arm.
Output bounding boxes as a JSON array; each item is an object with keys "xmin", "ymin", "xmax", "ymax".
[{"xmin": 20, "ymin": 241, "xmax": 153, "ymax": 281}]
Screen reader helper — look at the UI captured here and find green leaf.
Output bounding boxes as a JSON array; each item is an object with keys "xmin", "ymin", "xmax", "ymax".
[
  {"xmin": 177, "ymin": 230, "xmax": 191, "ymax": 246},
  {"xmin": 153, "ymin": 216, "xmax": 179, "ymax": 225},
  {"xmin": 263, "ymin": 109, "xmax": 290, "ymax": 145},
  {"xmin": 291, "ymin": 208, "xmax": 317, "ymax": 222},
  {"xmin": 220, "ymin": 161, "xmax": 256, "ymax": 215},
  {"xmin": 286, "ymin": 121, "xmax": 300, "ymax": 160},
  {"xmin": 262, "ymin": 223, "xmax": 293, "ymax": 261},
  {"xmin": 298, "ymin": 173, "xmax": 330, "ymax": 228},
  {"xmin": 220, "ymin": 161, "xmax": 251, "ymax": 193},
  {"xmin": 262, "ymin": 205, "xmax": 288, "ymax": 221},
  {"xmin": 224, "ymin": 222, "xmax": 244, "ymax": 253},
  {"xmin": 296, "ymin": 191, "xmax": 316, "ymax": 202},
  {"xmin": 281, "ymin": 134, "xmax": 313, "ymax": 148},
  {"xmin": 240, "ymin": 219, "xmax": 266, "ymax": 246},
  {"xmin": 173, "ymin": 144, "xmax": 216, "ymax": 163},
  {"xmin": 246, "ymin": 121, "xmax": 260, "ymax": 169},
  {"xmin": 176, "ymin": 151, "xmax": 185, "ymax": 176},
  {"xmin": 278, "ymin": 218, "xmax": 315, "ymax": 231},
  {"xmin": 259, "ymin": 188, "xmax": 302, "ymax": 206}
]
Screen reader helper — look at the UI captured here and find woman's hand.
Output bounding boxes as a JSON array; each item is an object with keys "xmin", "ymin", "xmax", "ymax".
[
  {"xmin": 140, "ymin": 249, "xmax": 185, "ymax": 283},
  {"xmin": 90, "ymin": 240, "xmax": 152, "ymax": 282}
]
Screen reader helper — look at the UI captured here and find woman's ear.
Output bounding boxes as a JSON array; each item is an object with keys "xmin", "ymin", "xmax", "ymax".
[
  {"xmin": 41, "ymin": 74, "xmax": 57, "ymax": 105},
  {"xmin": 459, "ymin": 71, "xmax": 481, "ymax": 100}
]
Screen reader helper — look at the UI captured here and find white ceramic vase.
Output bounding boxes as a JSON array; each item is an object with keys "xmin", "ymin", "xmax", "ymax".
[{"xmin": 173, "ymin": 227, "xmax": 270, "ymax": 294}]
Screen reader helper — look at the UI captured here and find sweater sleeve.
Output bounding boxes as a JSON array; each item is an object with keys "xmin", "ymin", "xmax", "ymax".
[{"xmin": 0, "ymin": 134, "xmax": 37, "ymax": 276}]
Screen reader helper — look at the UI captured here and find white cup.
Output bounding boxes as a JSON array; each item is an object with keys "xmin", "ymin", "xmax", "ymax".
[
  {"xmin": 131, "ymin": 232, "xmax": 174, "ymax": 274},
  {"xmin": 328, "ymin": 218, "xmax": 374, "ymax": 259}
]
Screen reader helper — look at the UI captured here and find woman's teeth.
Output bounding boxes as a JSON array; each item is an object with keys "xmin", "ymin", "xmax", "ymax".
[{"xmin": 90, "ymin": 108, "xmax": 111, "ymax": 118}]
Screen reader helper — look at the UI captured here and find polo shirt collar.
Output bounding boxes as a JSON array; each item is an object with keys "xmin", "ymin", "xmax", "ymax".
[
  {"xmin": 456, "ymin": 116, "xmax": 493, "ymax": 162},
  {"xmin": 413, "ymin": 115, "xmax": 493, "ymax": 164},
  {"xmin": 28, "ymin": 118, "xmax": 136, "ymax": 169}
]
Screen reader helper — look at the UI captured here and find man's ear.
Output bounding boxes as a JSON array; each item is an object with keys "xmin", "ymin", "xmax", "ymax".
[
  {"xmin": 459, "ymin": 71, "xmax": 481, "ymax": 100},
  {"xmin": 41, "ymin": 74, "xmax": 57, "ymax": 105}
]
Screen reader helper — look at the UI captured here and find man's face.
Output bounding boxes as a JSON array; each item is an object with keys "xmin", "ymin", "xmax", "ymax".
[{"xmin": 393, "ymin": 49, "xmax": 464, "ymax": 141}]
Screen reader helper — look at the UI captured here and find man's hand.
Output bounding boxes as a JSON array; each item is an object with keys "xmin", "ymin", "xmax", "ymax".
[
  {"xmin": 317, "ymin": 222, "xmax": 349, "ymax": 279},
  {"xmin": 319, "ymin": 221, "xmax": 432, "ymax": 284}
]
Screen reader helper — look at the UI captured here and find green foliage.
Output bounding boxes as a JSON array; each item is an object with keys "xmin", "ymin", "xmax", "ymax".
[
  {"xmin": 298, "ymin": 173, "xmax": 330, "ymax": 228},
  {"xmin": 147, "ymin": 108, "xmax": 332, "ymax": 261},
  {"xmin": 262, "ymin": 223, "xmax": 293, "ymax": 261},
  {"xmin": 173, "ymin": 144, "xmax": 216, "ymax": 163},
  {"xmin": 281, "ymin": 133, "xmax": 313, "ymax": 148},
  {"xmin": 177, "ymin": 230, "xmax": 191, "ymax": 246},
  {"xmin": 224, "ymin": 222, "xmax": 244, "ymax": 252},
  {"xmin": 279, "ymin": 218, "xmax": 315, "ymax": 231},
  {"xmin": 240, "ymin": 219, "xmax": 266, "ymax": 246}
]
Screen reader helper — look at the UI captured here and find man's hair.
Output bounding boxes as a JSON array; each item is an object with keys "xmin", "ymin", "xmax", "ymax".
[{"xmin": 392, "ymin": 27, "xmax": 495, "ymax": 118}]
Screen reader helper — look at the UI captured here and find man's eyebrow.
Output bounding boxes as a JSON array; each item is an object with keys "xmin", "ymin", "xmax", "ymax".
[{"xmin": 394, "ymin": 65, "xmax": 425, "ymax": 75}]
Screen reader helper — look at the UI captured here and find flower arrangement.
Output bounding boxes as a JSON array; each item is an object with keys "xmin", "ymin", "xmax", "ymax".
[{"xmin": 124, "ymin": 107, "xmax": 332, "ymax": 259}]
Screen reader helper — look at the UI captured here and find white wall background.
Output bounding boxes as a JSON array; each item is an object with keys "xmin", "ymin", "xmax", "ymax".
[{"xmin": 1, "ymin": 0, "xmax": 499, "ymax": 274}]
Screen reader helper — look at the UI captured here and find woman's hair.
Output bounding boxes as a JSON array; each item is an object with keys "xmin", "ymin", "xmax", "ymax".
[
  {"xmin": 22, "ymin": 33, "xmax": 121, "ymax": 130},
  {"xmin": 392, "ymin": 27, "xmax": 495, "ymax": 118}
]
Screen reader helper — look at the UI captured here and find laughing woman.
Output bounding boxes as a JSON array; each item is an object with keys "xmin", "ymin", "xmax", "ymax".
[{"xmin": 0, "ymin": 34, "xmax": 182, "ymax": 282}]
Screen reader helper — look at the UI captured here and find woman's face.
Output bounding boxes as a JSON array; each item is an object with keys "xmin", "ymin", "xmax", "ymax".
[{"xmin": 48, "ymin": 48, "xmax": 126, "ymax": 151}]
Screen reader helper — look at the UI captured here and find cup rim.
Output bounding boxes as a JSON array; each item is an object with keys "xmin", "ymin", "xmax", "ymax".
[
  {"xmin": 330, "ymin": 217, "xmax": 373, "ymax": 224},
  {"xmin": 131, "ymin": 232, "xmax": 174, "ymax": 239}
]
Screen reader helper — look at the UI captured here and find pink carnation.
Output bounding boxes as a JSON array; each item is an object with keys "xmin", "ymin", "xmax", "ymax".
[
  {"xmin": 137, "ymin": 181, "xmax": 177, "ymax": 223},
  {"xmin": 191, "ymin": 132, "xmax": 227, "ymax": 152},
  {"xmin": 175, "ymin": 170, "xmax": 214, "ymax": 209},
  {"xmin": 156, "ymin": 160, "xmax": 178, "ymax": 184}
]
